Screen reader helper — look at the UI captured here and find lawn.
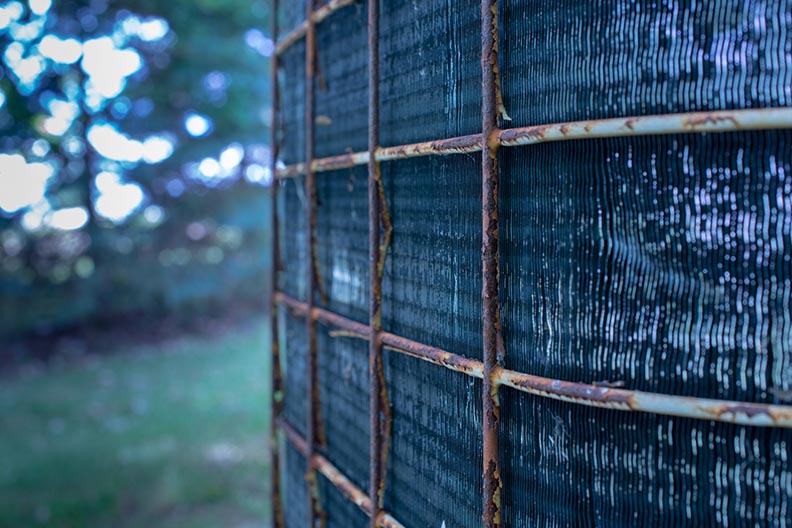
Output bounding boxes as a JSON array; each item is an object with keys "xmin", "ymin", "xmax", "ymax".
[{"xmin": 0, "ymin": 320, "xmax": 272, "ymax": 528}]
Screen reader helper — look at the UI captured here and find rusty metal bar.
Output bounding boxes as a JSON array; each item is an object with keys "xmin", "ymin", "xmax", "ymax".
[
  {"xmin": 374, "ymin": 512, "xmax": 405, "ymax": 528},
  {"xmin": 274, "ymin": 0, "xmax": 356, "ymax": 56},
  {"xmin": 277, "ymin": 161, "xmax": 310, "ymax": 179},
  {"xmin": 277, "ymin": 416, "xmax": 371, "ymax": 513},
  {"xmin": 303, "ymin": 1, "xmax": 324, "ymax": 526},
  {"xmin": 275, "ymin": 107, "xmax": 792, "ymax": 180},
  {"xmin": 316, "ymin": 300, "xmax": 370, "ymax": 334},
  {"xmin": 277, "ymin": 291, "xmax": 484, "ymax": 377},
  {"xmin": 276, "ymin": 135, "xmax": 481, "ymax": 179},
  {"xmin": 497, "ymin": 107, "xmax": 792, "ymax": 146},
  {"xmin": 481, "ymin": 1, "xmax": 503, "ymax": 526},
  {"xmin": 276, "ymin": 416, "xmax": 407, "ymax": 528},
  {"xmin": 376, "ymin": 133, "xmax": 483, "ymax": 161},
  {"xmin": 367, "ymin": 0, "xmax": 392, "ymax": 526},
  {"xmin": 494, "ymin": 368, "xmax": 792, "ymax": 427},
  {"xmin": 282, "ymin": 293, "xmax": 480, "ymax": 377},
  {"xmin": 274, "ymin": 291, "xmax": 792, "ymax": 428},
  {"xmin": 269, "ymin": 2, "xmax": 285, "ymax": 527},
  {"xmin": 276, "ymin": 414, "xmax": 309, "ymax": 455},
  {"xmin": 315, "ymin": 151, "xmax": 369, "ymax": 172},
  {"xmin": 381, "ymin": 331, "xmax": 484, "ymax": 379},
  {"xmin": 273, "ymin": 5, "xmax": 792, "ymax": 525}
]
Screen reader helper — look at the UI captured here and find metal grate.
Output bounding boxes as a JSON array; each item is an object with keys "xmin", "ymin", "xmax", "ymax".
[{"xmin": 269, "ymin": 1, "xmax": 792, "ymax": 526}]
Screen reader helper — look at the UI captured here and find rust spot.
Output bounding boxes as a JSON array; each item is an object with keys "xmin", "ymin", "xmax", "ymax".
[
  {"xmin": 484, "ymin": 398, "xmax": 499, "ymax": 429},
  {"xmin": 706, "ymin": 403, "xmax": 774, "ymax": 419},
  {"xmin": 502, "ymin": 372, "xmax": 635, "ymax": 407},
  {"xmin": 483, "ymin": 459, "xmax": 502, "ymax": 527},
  {"xmin": 376, "ymin": 513, "xmax": 405, "ymax": 528},
  {"xmin": 498, "ymin": 125, "xmax": 546, "ymax": 145},
  {"xmin": 379, "ymin": 134, "xmax": 482, "ymax": 159},
  {"xmin": 683, "ymin": 113, "xmax": 739, "ymax": 127},
  {"xmin": 381, "ymin": 332, "xmax": 485, "ymax": 378},
  {"xmin": 430, "ymin": 134, "xmax": 483, "ymax": 154}
]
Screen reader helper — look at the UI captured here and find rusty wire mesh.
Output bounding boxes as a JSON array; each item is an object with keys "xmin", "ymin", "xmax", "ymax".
[{"xmin": 270, "ymin": 1, "xmax": 792, "ymax": 526}]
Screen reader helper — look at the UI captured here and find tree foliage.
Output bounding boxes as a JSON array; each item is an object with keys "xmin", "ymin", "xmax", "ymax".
[{"xmin": 0, "ymin": 0, "xmax": 274, "ymax": 337}]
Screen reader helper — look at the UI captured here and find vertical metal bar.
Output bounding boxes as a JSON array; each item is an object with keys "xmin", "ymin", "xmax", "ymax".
[
  {"xmin": 269, "ymin": 3, "xmax": 286, "ymax": 527},
  {"xmin": 304, "ymin": 2, "xmax": 324, "ymax": 527},
  {"xmin": 481, "ymin": 1, "xmax": 503, "ymax": 527},
  {"xmin": 368, "ymin": 0, "xmax": 390, "ymax": 526}
]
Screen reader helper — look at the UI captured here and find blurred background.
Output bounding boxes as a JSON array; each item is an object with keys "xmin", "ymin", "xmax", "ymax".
[{"xmin": 0, "ymin": 0, "xmax": 275, "ymax": 526}]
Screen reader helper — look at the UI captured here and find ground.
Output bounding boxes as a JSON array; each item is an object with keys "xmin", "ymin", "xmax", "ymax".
[{"xmin": 0, "ymin": 320, "xmax": 272, "ymax": 528}]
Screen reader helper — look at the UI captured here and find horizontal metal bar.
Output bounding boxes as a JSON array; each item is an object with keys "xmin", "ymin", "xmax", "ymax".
[
  {"xmin": 276, "ymin": 134, "xmax": 481, "ymax": 179},
  {"xmin": 275, "ymin": 0, "xmax": 355, "ymax": 56},
  {"xmin": 275, "ymin": 107, "xmax": 792, "ymax": 179},
  {"xmin": 374, "ymin": 511, "xmax": 404, "ymax": 528},
  {"xmin": 498, "ymin": 107, "xmax": 792, "ymax": 147},
  {"xmin": 276, "ymin": 292, "xmax": 483, "ymax": 378},
  {"xmin": 276, "ymin": 416, "xmax": 371, "ymax": 511},
  {"xmin": 277, "ymin": 414, "xmax": 309, "ymax": 455},
  {"xmin": 381, "ymin": 331, "xmax": 485, "ymax": 379},
  {"xmin": 316, "ymin": 151, "xmax": 370, "ymax": 172},
  {"xmin": 376, "ymin": 133, "xmax": 482, "ymax": 161},
  {"xmin": 275, "ymin": 291, "xmax": 792, "ymax": 428},
  {"xmin": 277, "ymin": 161, "xmax": 309, "ymax": 179},
  {"xmin": 275, "ymin": 416, "xmax": 405, "ymax": 528},
  {"xmin": 494, "ymin": 368, "xmax": 792, "ymax": 427}
]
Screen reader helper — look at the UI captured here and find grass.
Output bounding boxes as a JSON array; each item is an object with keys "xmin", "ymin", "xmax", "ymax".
[{"xmin": 0, "ymin": 320, "xmax": 272, "ymax": 528}]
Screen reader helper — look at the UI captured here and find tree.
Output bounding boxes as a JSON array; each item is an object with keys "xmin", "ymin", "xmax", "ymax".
[{"xmin": 0, "ymin": 0, "xmax": 274, "ymax": 337}]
